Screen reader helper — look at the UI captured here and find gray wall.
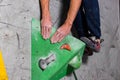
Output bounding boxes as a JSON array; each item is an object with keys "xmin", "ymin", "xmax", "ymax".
[{"xmin": 0, "ymin": 0, "xmax": 119, "ymax": 80}]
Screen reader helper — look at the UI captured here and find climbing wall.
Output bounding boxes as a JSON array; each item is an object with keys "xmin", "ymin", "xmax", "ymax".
[{"xmin": 0, "ymin": 0, "xmax": 119, "ymax": 80}]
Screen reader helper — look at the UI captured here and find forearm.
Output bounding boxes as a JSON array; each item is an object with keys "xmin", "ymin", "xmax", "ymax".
[
  {"xmin": 40, "ymin": 0, "xmax": 50, "ymax": 19},
  {"xmin": 65, "ymin": 0, "xmax": 82, "ymax": 26}
]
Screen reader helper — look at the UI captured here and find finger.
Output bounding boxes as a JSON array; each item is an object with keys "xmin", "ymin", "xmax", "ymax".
[
  {"xmin": 40, "ymin": 21, "xmax": 43, "ymax": 35},
  {"xmin": 41, "ymin": 26, "xmax": 42, "ymax": 35},
  {"xmin": 43, "ymin": 26, "xmax": 46, "ymax": 39},
  {"xmin": 58, "ymin": 35, "xmax": 64, "ymax": 42},
  {"xmin": 44, "ymin": 26, "xmax": 48, "ymax": 39},
  {"xmin": 51, "ymin": 33, "xmax": 58, "ymax": 43},
  {"xmin": 56, "ymin": 31, "xmax": 61, "ymax": 37},
  {"xmin": 55, "ymin": 32, "xmax": 62, "ymax": 43},
  {"xmin": 55, "ymin": 31, "xmax": 62, "ymax": 42},
  {"xmin": 56, "ymin": 32, "xmax": 63, "ymax": 42},
  {"xmin": 53, "ymin": 31, "xmax": 63, "ymax": 43},
  {"xmin": 51, "ymin": 32, "xmax": 59, "ymax": 43},
  {"xmin": 48, "ymin": 27, "xmax": 51, "ymax": 38},
  {"xmin": 46, "ymin": 27, "xmax": 49, "ymax": 39},
  {"xmin": 41, "ymin": 26, "xmax": 44, "ymax": 37}
]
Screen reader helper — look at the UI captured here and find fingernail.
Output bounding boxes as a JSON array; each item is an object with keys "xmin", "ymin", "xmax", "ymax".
[
  {"xmin": 43, "ymin": 36, "xmax": 47, "ymax": 39},
  {"xmin": 52, "ymin": 40, "xmax": 55, "ymax": 43},
  {"xmin": 53, "ymin": 41, "xmax": 57, "ymax": 43},
  {"xmin": 51, "ymin": 41, "xmax": 54, "ymax": 44}
]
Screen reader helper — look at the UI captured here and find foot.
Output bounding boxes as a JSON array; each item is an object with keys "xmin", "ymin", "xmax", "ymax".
[
  {"xmin": 93, "ymin": 39, "xmax": 101, "ymax": 52},
  {"xmin": 80, "ymin": 37, "xmax": 101, "ymax": 52}
]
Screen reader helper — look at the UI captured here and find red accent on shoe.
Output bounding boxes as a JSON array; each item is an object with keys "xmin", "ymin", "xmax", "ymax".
[{"xmin": 94, "ymin": 41, "xmax": 101, "ymax": 52}]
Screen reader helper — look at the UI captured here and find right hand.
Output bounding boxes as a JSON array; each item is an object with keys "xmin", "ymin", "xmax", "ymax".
[{"xmin": 41, "ymin": 17, "xmax": 52, "ymax": 39}]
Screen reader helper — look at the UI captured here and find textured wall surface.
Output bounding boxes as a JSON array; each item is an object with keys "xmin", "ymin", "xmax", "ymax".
[{"xmin": 0, "ymin": 0, "xmax": 119, "ymax": 80}]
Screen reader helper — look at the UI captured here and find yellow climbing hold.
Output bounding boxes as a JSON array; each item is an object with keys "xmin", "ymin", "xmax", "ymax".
[{"xmin": 0, "ymin": 50, "xmax": 8, "ymax": 80}]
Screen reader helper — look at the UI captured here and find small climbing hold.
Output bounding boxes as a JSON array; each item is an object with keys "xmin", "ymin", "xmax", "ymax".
[{"xmin": 60, "ymin": 43, "xmax": 71, "ymax": 51}]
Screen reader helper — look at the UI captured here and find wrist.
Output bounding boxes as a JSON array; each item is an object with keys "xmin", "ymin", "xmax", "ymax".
[
  {"xmin": 42, "ymin": 14, "xmax": 51, "ymax": 20},
  {"xmin": 42, "ymin": 11, "xmax": 51, "ymax": 19},
  {"xmin": 65, "ymin": 19, "xmax": 73, "ymax": 28},
  {"xmin": 64, "ymin": 19, "xmax": 73, "ymax": 28}
]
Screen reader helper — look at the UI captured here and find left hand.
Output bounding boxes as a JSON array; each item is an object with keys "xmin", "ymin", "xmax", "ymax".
[{"xmin": 51, "ymin": 22, "xmax": 72, "ymax": 43}]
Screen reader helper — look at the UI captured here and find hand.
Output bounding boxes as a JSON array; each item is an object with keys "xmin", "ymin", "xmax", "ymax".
[
  {"xmin": 41, "ymin": 17, "xmax": 52, "ymax": 39},
  {"xmin": 51, "ymin": 22, "xmax": 72, "ymax": 43}
]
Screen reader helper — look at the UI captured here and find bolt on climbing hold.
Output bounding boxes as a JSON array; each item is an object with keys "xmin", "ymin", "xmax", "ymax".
[{"xmin": 39, "ymin": 54, "xmax": 56, "ymax": 70}]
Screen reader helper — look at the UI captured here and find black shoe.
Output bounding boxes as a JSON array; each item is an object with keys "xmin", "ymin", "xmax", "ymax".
[{"xmin": 84, "ymin": 47, "xmax": 93, "ymax": 56}]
